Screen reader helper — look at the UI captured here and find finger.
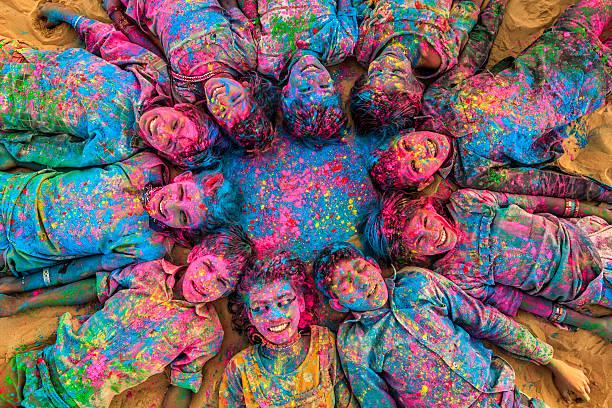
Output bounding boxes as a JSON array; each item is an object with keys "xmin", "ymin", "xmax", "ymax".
[
  {"xmin": 585, "ymin": 382, "xmax": 591, "ymax": 394},
  {"xmin": 561, "ymin": 390, "xmax": 571, "ymax": 402}
]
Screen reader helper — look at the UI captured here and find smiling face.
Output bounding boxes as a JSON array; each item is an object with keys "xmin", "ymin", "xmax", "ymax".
[
  {"xmin": 246, "ymin": 279, "xmax": 305, "ymax": 345},
  {"xmin": 401, "ymin": 202, "xmax": 458, "ymax": 256},
  {"xmin": 374, "ymin": 131, "xmax": 451, "ymax": 189},
  {"xmin": 328, "ymin": 257, "xmax": 388, "ymax": 312},
  {"xmin": 205, "ymin": 77, "xmax": 252, "ymax": 130},
  {"xmin": 282, "ymin": 54, "xmax": 340, "ymax": 111},
  {"xmin": 366, "ymin": 45, "xmax": 422, "ymax": 96},
  {"xmin": 139, "ymin": 107, "xmax": 203, "ymax": 155},
  {"xmin": 145, "ymin": 172, "xmax": 223, "ymax": 229},
  {"xmin": 179, "ymin": 254, "xmax": 234, "ymax": 303}
]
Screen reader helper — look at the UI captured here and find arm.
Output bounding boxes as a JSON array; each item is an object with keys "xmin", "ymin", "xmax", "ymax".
[
  {"xmin": 0, "ymin": 278, "xmax": 97, "ymax": 317},
  {"xmin": 161, "ymin": 386, "xmax": 192, "ymax": 408},
  {"xmin": 465, "ymin": 166, "xmax": 612, "ymax": 203},
  {"xmin": 309, "ymin": 0, "xmax": 358, "ymax": 65},
  {"xmin": 426, "ymin": 270, "xmax": 553, "ymax": 364},
  {"xmin": 40, "ymin": 3, "xmax": 164, "ymax": 67},
  {"xmin": 0, "ymin": 253, "xmax": 135, "ymax": 294}
]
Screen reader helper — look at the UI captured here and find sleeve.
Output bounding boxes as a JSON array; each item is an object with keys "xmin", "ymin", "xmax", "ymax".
[
  {"xmin": 464, "ymin": 166, "xmax": 612, "ymax": 203},
  {"xmin": 218, "ymin": 357, "xmax": 249, "ymax": 408},
  {"xmin": 353, "ymin": 0, "xmax": 372, "ymax": 22},
  {"xmin": 423, "ymin": 0, "xmax": 507, "ymax": 112},
  {"xmin": 96, "ymin": 261, "xmax": 142, "ymax": 303},
  {"xmin": 443, "ymin": 1, "xmax": 479, "ymax": 65},
  {"xmin": 337, "ymin": 325, "xmax": 398, "ymax": 408},
  {"xmin": 58, "ymin": 12, "xmax": 166, "ymax": 69},
  {"xmin": 228, "ymin": 6, "xmax": 259, "ymax": 43},
  {"xmin": 309, "ymin": 0, "xmax": 358, "ymax": 65},
  {"xmin": 1, "ymin": 128, "xmax": 137, "ymax": 168},
  {"xmin": 426, "ymin": 271, "xmax": 553, "ymax": 365},
  {"xmin": 169, "ymin": 315, "xmax": 223, "ymax": 392}
]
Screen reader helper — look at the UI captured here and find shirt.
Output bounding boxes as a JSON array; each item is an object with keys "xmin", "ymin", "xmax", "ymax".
[
  {"xmin": 0, "ymin": 152, "xmax": 168, "ymax": 276},
  {"xmin": 337, "ymin": 266, "xmax": 553, "ymax": 408},
  {"xmin": 0, "ymin": 16, "xmax": 170, "ymax": 168},
  {"xmin": 17, "ymin": 259, "xmax": 223, "ymax": 408},
  {"xmin": 255, "ymin": 0, "xmax": 357, "ymax": 79},
  {"xmin": 435, "ymin": 189, "xmax": 606, "ymax": 316}
]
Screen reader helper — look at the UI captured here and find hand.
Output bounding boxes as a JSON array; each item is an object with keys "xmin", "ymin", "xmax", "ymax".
[
  {"xmin": 39, "ymin": 2, "xmax": 74, "ymax": 27},
  {"xmin": 0, "ymin": 294, "xmax": 24, "ymax": 317},
  {"xmin": 546, "ymin": 358, "xmax": 591, "ymax": 403}
]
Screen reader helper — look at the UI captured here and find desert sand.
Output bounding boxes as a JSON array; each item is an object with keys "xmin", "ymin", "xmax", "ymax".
[{"xmin": 0, "ymin": 0, "xmax": 610, "ymax": 407}]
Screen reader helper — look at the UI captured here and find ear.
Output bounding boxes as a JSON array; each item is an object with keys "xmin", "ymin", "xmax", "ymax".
[
  {"xmin": 416, "ymin": 177, "xmax": 434, "ymax": 191},
  {"xmin": 297, "ymin": 294, "xmax": 306, "ymax": 314},
  {"xmin": 328, "ymin": 298, "xmax": 348, "ymax": 313},
  {"xmin": 204, "ymin": 172, "xmax": 224, "ymax": 193},
  {"xmin": 174, "ymin": 171, "xmax": 194, "ymax": 183}
]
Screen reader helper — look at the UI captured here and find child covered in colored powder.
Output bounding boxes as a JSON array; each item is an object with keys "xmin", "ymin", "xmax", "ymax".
[
  {"xmin": 219, "ymin": 251, "xmax": 358, "ymax": 407},
  {"xmin": 361, "ymin": 189, "xmax": 612, "ymax": 341},
  {"xmin": 0, "ymin": 152, "xmax": 239, "ymax": 295},
  {"xmin": 370, "ymin": 0, "xmax": 612, "ymax": 197},
  {"xmin": 91, "ymin": 0, "xmax": 278, "ymax": 151},
  {"xmin": 313, "ymin": 242, "xmax": 592, "ymax": 407},
  {"xmin": 241, "ymin": 0, "xmax": 357, "ymax": 145},
  {"xmin": 0, "ymin": 6, "xmax": 223, "ymax": 171},
  {"xmin": 0, "ymin": 225, "xmax": 255, "ymax": 407},
  {"xmin": 349, "ymin": 0, "xmax": 483, "ymax": 135}
]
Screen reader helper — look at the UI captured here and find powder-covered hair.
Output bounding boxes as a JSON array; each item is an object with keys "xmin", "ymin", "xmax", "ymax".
[
  {"xmin": 188, "ymin": 224, "xmax": 256, "ymax": 284},
  {"xmin": 229, "ymin": 251, "xmax": 318, "ymax": 344},
  {"xmin": 146, "ymin": 169, "xmax": 242, "ymax": 246},
  {"xmin": 225, "ymin": 73, "xmax": 280, "ymax": 153},
  {"xmin": 360, "ymin": 193, "xmax": 445, "ymax": 267},
  {"xmin": 141, "ymin": 103, "xmax": 228, "ymax": 171},
  {"xmin": 282, "ymin": 94, "xmax": 348, "ymax": 148},
  {"xmin": 350, "ymin": 74, "xmax": 422, "ymax": 138},
  {"xmin": 312, "ymin": 241, "xmax": 365, "ymax": 301}
]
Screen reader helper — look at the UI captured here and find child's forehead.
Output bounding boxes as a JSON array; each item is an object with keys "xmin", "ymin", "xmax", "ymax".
[{"xmin": 248, "ymin": 279, "xmax": 295, "ymax": 302}]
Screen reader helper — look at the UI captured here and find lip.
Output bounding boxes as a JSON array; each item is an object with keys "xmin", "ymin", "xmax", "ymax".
[
  {"xmin": 437, "ymin": 227, "xmax": 447, "ymax": 247},
  {"xmin": 366, "ymin": 282, "xmax": 378, "ymax": 298},
  {"xmin": 426, "ymin": 139, "xmax": 438, "ymax": 158},
  {"xmin": 268, "ymin": 322, "xmax": 290, "ymax": 333},
  {"xmin": 147, "ymin": 116, "xmax": 158, "ymax": 139}
]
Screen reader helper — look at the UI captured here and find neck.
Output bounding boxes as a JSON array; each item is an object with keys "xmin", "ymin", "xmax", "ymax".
[
  {"xmin": 258, "ymin": 332, "xmax": 310, "ymax": 374},
  {"xmin": 172, "ymin": 270, "xmax": 187, "ymax": 301}
]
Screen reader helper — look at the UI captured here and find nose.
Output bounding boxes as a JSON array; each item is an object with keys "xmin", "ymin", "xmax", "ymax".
[{"xmin": 266, "ymin": 304, "xmax": 288, "ymax": 320}]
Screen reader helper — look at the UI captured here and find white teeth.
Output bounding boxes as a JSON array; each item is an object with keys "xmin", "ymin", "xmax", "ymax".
[
  {"xmin": 269, "ymin": 322, "xmax": 290, "ymax": 333},
  {"xmin": 439, "ymin": 229, "xmax": 446, "ymax": 246},
  {"xmin": 367, "ymin": 284, "xmax": 376, "ymax": 297},
  {"xmin": 426, "ymin": 140, "xmax": 437, "ymax": 157}
]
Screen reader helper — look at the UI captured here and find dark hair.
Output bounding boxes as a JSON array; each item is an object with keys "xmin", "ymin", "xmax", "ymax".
[
  {"xmin": 189, "ymin": 224, "xmax": 256, "ymax": 284},
  {"xmin": 140, "ymin": 103, "xmax": 228, "ymax": 170},
  {"xmin": 312, "ymin": 241, "xmax": 365, "ymax": 300},
  {"xmin": 225, "ymin": 73, "xmax": 280, "ymax": 153},
  {"xmin": 359, "ymin": 193, "xmax": 445, "ymax": 267},
  {"xmin": 282, "ymin": 93, "xmax": 348, "ymax": 148},
  {"xmin": 350, "ymin": 73, "xmax": 422, "ymax": 138},
  {"xmin": 228, "ymin": 251, "xmax": 318, "ymax": 344}
]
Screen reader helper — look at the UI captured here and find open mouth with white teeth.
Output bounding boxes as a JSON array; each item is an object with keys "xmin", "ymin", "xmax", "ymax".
[
  {"xmin": 426, "ymin": 139, "xmax": 438, "ymax": 158},
  {"xmin": 438, "ymin": 228, "xmax": 447, "ymax": 247},
  {"xmin": 366, "ymin": 283, "xmax": 378, "ymax": 298},
  {"xmin": 269, "ymin": 322, "xmax": 290, "ymax": 333},
  {"xmin": 301, "ymin": 64, "xmax": 320, "ymax": 73}
]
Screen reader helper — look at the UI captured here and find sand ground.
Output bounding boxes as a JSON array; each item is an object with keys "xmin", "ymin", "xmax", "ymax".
[{"xmin": 0, "ymin": 0, "xmax": 611, "ymax": 407}]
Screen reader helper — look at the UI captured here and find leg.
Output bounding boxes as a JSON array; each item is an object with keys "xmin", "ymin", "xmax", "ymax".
[{"xmin": 553, "ymin": 0, "xmax": 612, "ymax": 38}]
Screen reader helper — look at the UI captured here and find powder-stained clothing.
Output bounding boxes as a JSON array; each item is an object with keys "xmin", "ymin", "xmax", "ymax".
[
  {"xmin": 254, "ymin": 0, "xmax": 358, "ymax": 79},
  {"xmin": 0, "ymin": 152, "xmax": 169, "ymax": 277},
  {"xmin": 108, "ymin": 0, "xmax": 258, "ymax": 103},
  {"xmin": 0, "ymin": 17, "xmax": 170, "ymax": 168},
  {"xmin": 337, "ymin": 267, "xmax": 552, "ymax": 408},
  {"xmin": 423, "ymin": 0, "xmax": 612, "ymax": 194},
  {"xmin": 355, "ymin": 0, "xmax": 479, "ymax": 76},
  {"xmin": 219, "ymin": 325, "xmax": 358, "ymax": 407},
  {"xmin": 9, "ymin": 259, "xmax": 223, "ymax": 408},
  {"xmin": 434, "ymin": 189, "xmax": 607, "ymax": 316}
]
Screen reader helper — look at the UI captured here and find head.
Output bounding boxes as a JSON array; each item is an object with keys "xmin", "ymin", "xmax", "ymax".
[
  {"xmin": 177, "ymin": 224, "xmax": 255, "ymax": 303},
  {"xmin": 313, "ymin": 242, "xmax": 388, "ymax": 313},
  {"xmin": 360, "ymin": 193, "xmax": 457, "ymax": 266},
  {"xmin": 144, "ymin": 170, "xmax": 240, "ymax": 235},
  {"xmin": 205, "ymin": 74, "xmax": 279, "ymax": 152},
  {"xmin": 370, "ymin": 130, "xmax": 451, "ymax": 191},
  {"xmin": 139, "ymin": 104, "xmax": 226, "ymax": 170},
  {"xmin": 350, "ymin": 46, "xmax": 424, "ymax": 136},
  {"xmin": 229, "ymin": 252, "xmax": 317, "ymax": 345},
  {"xmin": 282, "ymin": 55, "xmax": 347, "ymax": 147}
]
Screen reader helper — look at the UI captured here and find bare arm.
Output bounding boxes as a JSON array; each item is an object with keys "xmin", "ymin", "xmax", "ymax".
[{"xmin": 161, "ymin": 386, "xmax": 192, "ymax": 408}]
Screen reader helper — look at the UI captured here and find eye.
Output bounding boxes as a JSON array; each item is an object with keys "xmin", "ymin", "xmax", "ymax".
[
  {"xmin": 178, "ymin": 185, "xmax": 184, "ymax": 200},
  {"xmin": 278, "ymin": 296, "xmax": 296, "ymax": 309},
  {"xmin": 251, "ymin": 306, "xmax": 264, "ymax": 315},
  {"xmin": 179, "ymin": 210, "xmax": 188, "ymax": 226},
  {"xmin": 217, "ymin": 277, "xmax": 228, "ymax": 288},
  {"xmin": 410, "ymin": 160, "xmax": 417, "ymax": 172},
  {"xmin": 171, "ymin": 120, "xmax": 178, "ymax": 130}
]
